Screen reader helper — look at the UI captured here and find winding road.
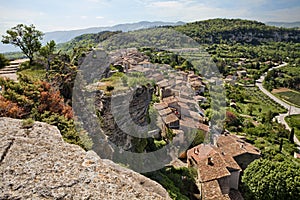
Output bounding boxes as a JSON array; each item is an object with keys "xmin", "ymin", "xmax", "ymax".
[{"xmin": 255, "ymin": 62, "xmax": 300, "ymax": 152}]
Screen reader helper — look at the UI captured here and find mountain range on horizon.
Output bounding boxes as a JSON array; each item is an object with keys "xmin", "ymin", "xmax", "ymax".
[
  {"xmin": 0, "ymin": 21, "xmax": 185, "ymax": 53},
  {"xmin": 1, "ymin": 19, "xmax": 299, "ymax": 53},
  {"xmin": 266, "ymin": 21, "xmax": 300, "ymax": 28}
]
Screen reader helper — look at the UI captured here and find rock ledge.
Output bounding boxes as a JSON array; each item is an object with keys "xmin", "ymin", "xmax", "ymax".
[{"xmin": 0, "ymin": 117, "xmax": 170, "ymax": 200}]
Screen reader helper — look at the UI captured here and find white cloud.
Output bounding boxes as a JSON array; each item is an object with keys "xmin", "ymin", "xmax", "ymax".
[
  {"xmin": 85, "ymin": 0, "xmax": 100, "ymax": 2},
  {"xmin": 81, "ymin": 16, "xmax": 88, "ymax": 19},
  {"xmin": 150, "ymin": 1, "xmax": 182, "ymax": 8},
  {"xmin": 144, "ymin": 0, "xmax": 247, "ymax": 22},
  {"xmin": 96, "ymin": 16, "xmax": 104, "ymax": 19}
]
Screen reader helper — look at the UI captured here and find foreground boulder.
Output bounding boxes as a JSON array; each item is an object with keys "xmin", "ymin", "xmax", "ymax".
[{"xmin": 0, "ymin": 117, "xmax": 170, "ymax": 200}]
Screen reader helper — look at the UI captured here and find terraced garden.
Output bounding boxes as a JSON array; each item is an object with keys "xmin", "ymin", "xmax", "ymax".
[{"xmin": 239, "ymin": 86, "xmax": 287, "ymax": 117}]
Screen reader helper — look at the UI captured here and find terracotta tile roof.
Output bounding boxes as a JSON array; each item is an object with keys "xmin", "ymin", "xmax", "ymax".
[
  {"xmin": 158, "ymin": 108, "xmax": 173, "ymax": 117},
  {"xmin": 221, "ymin": 153, "xmax": 242, "ymax": 171},
  {"xmin": 194, "ymin": 146, "xmax": 231, "ymax": 182},
  {"xmin": 187, "ymin": 144, "xmax": 241, "ymax": 181},
  {"xmin": 150, "ymin": 73, "xmax": 164, "ymax": 82},
  {"xmin": 188, "ymin": 74, "xmax": 198, "ymax": 79},
  {"xmin": 157, "ymin": 80, "xmax": 169, "ymax": 88},
  {"xmin": 202, "ymin": 180, "xmax": 231, "ymax": 200},
  {"xmin": 189, "ymin": 110, "xmax": 202, "ymax": 121},
  {"xmin": 162, "ymin": 113, "xmax": 179, "ymax": 124},
  {"xmin": 177, "ymin": 96, "xmax": 195, "ymax": 105},
  {"xmin": 197, "ymin": 123, "xmax": 209, "ymax": 133},
  {"xmin": 217, "ymin": 134, "xmax": 260, "ymax": 157},
  {"xmin": 180, "ymin": 117, "xmax": 197, "ymax": 129},
  {"xmin": 162, "ymin": 96, "xmax": 178, "ymax": 105},
  {"xmin": 190, "ymin": 80, "xmax": 203, "ymax": 87},
  {"xmin": 154, "ymin": 102, "xmax": 168, "ymax": 111}
]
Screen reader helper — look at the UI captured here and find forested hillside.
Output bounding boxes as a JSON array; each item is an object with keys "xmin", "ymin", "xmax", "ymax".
[{"xmin": 174, "ymin": 18, "xmax": 300, "ymax": 44}]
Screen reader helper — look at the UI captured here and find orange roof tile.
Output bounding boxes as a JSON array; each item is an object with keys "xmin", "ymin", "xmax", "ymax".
[
  {"xmin": 154, "ymin": 102, "xmax": 168, "ymax": 111},
  {"xmin": 162, "ymin": 113, "xmax": 179, "ymax": 124},
  {"xmin": 202, "ymin": 180, "xmax": 231, "ymax": 200},
  {"xmin": 158, "ymin": 108, "xmax": 173, "ymax": 117},
  {"xmin": 187, "ymin": 144, "xmax": 231, "ymax": 182},
  {"xmin": 217, "ymin": 134, "xmax": 260, "ymax": 157},
  {"xmin": 197, "ymin": 123, "xmax": 209, "ymax": 133}
]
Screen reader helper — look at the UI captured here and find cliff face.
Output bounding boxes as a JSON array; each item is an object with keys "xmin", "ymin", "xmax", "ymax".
[
  {"xmin": 95, "ymin": 86, "xmax": 153, "ymax": 152},
  {"xmin": 0, "ymin": 117, "xmax": 170, "ymax": 200}
]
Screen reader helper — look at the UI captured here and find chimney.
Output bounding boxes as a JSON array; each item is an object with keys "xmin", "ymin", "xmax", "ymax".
[{"xmin": 208, "ymin": 157, "xmax": 213, "ymax": 166}]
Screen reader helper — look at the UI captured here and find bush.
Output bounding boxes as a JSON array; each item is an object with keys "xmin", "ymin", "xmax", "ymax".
[
  {"xmin": 0, "ymin": 76, "xmax": 91, "ymax": 150},
  {"xmin": 0, "ymin": 54, "xmax": 9, "ymax": 69},
  {"xmin": 106, "ymin": 85, "xmax": 114, "ymax": 91},
  {"xmin": 144, "ymin": 166, "xmax": 198, "ymax": 200},
  {"xmin": 242, "ymin": 159, "xmax": 300, "ymax": 200}
]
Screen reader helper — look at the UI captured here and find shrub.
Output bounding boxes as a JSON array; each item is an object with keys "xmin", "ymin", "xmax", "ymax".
[
  {"xmin": 106, "ymin": 85, "xmax": 114, "ymax": 91},
  {"xmin": 0, "ymin": 54, "xmax": 9, "ymax": 69}
]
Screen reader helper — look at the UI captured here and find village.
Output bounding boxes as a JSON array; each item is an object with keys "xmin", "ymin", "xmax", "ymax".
[{"xmin": 108, "ymin": 48, "xmax": 262, "ymax": 199}]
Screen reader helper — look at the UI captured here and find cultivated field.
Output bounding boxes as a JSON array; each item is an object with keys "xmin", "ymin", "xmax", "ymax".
[{"xmin": 273, "ymin": 88, "xmax": 300, "ymax": 107}]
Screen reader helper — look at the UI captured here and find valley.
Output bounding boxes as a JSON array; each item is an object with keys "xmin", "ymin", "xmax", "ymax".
[{"xmin": 0, "ymin": 18, "xmax": 300, "ymax": 200}]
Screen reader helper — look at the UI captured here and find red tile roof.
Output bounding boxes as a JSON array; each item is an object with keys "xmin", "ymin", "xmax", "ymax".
[
  {"xmin": 197, "ymin": 123, "xmax": 209, "ymax": 133},
  {"xmin": 217, "ymin": 134, "xmax": 260, "ymax": 157},
  {"xmin": 154, "ymin": 102, "xmax": 168, "ymax": 111},
  {"xmin": 158, "ymin": 108, "xmax": 173, "ymax": 117},
  {"xmin": 202, "ymin": 180, "xmax": 231, "ymax": 200},
  {"xmin": 162, "ymin": 113, "xmax": 179, "ymax": 124},
  {"xmin": 187, "ymin": 144, "xmax": 234, "ymax": 182}
]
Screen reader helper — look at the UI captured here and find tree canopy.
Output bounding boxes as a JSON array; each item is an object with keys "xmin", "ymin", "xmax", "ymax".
[
  {"xmin": 2, "ymin": 24, "xmax": 43, "ymax": 64},
  {"xmin": 242, "ymin": 159, "xmax": 300, "ymax": 200}
]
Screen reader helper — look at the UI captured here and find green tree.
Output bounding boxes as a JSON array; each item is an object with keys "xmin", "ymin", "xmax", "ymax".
[
  {"xmin": 289, "ymin": 127, "xmax": 294, "ymax": 144},
  {"xmin": 0, "ymin": 53, "xmax": 9, "ymax": 69},
  {"xmin": 2, "ymin": 24, "xmax": 43, "ymax": 65},
  {"xmin": 39, "ymin": 40, "xmax": 56, "ymax": 73},
  {"xmin": 247, "ymin": 104, "xmax": 255, "ymax": 116},
  {"xmin": 242, "ymin": 159, "xmax": 300, "ymax": 200}
]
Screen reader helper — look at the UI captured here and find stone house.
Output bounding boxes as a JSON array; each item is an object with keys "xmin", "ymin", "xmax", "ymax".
[
  {"xmin": 187, "ymin": 134, "xmax": 261, "ymax": 199},
  {"xmin": 216, "ymin": 134, "xmax": 261, "ymax": 170},
  {"xmin": 187, "ymin": 144, "xmax": 241, "ymax": 199},
  {"xmin": 162, "ymin": 113, "xmax": 180, "ymax": 129}
]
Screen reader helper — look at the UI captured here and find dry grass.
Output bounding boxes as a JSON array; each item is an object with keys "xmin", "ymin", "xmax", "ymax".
[{"xmin": 272, "ymin": 88, "xmax": 292, "ymax": 94}]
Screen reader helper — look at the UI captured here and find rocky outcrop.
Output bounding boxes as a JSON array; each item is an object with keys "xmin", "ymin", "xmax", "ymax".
[
  {"xmin": 96, "ymin": 86, "xmax": 153, "ymax": 152},
  {"xmin": 0, "ymin": 117, "xmax": 171, "ymax": 200}
]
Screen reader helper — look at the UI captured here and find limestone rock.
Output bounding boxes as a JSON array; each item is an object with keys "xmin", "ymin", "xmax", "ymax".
[{"xmin": 0, "ymin": 117, "xmax": 170, "ymax": 200}]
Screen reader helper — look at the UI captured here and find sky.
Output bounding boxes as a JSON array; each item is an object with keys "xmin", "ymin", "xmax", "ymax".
[{"xmin": 0, "ymin": 0, "xmax": 300, "ymax": 35}]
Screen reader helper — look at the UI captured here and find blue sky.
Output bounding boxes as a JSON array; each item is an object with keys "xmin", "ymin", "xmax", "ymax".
[{"xmin": 0, "ymin": 0, "xmax": 299, "ymax": 34}]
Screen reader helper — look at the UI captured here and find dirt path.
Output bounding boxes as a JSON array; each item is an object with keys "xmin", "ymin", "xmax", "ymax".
[{"xmin": 0, "ymin": 59, "xmax": 29, "ymax": 81}]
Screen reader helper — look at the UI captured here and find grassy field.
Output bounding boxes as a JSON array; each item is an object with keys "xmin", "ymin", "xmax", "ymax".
[
  {"xmin": 273, "ymin": 89, "xmax": 300, "ymax": 107},
  {"xmin": 285, "ymin": 114, "xmax": 300, "ymax": 139}
]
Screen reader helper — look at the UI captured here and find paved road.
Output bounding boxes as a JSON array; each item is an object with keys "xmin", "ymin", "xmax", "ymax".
[{"xmin": 255, "ymin": 62, "xmax": 300, "ymax": 152}]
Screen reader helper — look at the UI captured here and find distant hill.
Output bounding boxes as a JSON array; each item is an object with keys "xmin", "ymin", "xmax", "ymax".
[
  {"xmin": 266, "ymin": 21, "xmax": 300, "ymax": 28},
  {"xmin": 0, "ymin": 21, "xmax": 185, "ymax": 53},
  {"xmin": 174, "ymin": 18, "xmax": 300, "ymax": 44},
  {"xmin": 56, "ymin": 31, "xmax": 121, "ymax": 54},
  {"xmin": 44, "ymin": 21, "xmax": 185, "ymax": 44}
]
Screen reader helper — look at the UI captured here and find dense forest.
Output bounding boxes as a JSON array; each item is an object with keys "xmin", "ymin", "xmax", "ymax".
[{"xmin": 174, "ymin": 18, "xmax": 300, "ymax": 44}]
